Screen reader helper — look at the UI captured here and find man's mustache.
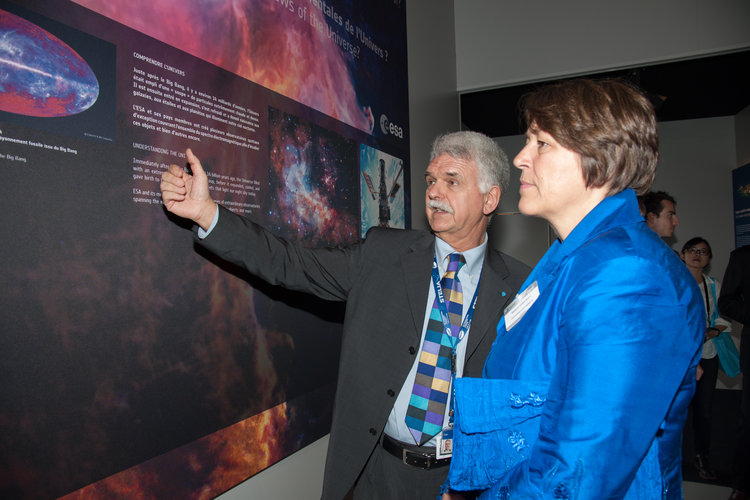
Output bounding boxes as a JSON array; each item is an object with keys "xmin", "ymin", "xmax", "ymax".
[{"xmin": 428, "ymin": 200, "xmax": 453, "ymax": 213}]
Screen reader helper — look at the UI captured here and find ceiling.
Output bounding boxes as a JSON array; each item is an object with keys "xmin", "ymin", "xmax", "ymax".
[{"xmin": 460, "ymin": 50, "xmax": 750, "ymax": 138}]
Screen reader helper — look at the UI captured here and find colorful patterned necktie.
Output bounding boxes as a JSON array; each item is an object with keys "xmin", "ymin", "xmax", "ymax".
[{"xmin": 405, "ymin": 252, "xmax": 465, "ymax": 446}]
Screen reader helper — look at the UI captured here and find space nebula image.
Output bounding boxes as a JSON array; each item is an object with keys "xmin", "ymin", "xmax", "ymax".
[
  {"xmin": 0, "ymin": 0, "xmax": 407, "ymax": 498},
  {"xmin": 73, "ymin": 0, "xmax": 380, "ymax": 134},
  {"xmin": 268, "ymin": 107, "xmax": 359, "ymax": 247},
  {"xmin": 0, "ymin": 9, "xmax": 99, "ymax": 117}
]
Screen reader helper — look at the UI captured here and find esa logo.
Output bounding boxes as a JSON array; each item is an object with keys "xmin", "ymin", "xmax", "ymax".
[{"xmin": 379, "ymin": 114, "xmax": 403, "ymax": 139}]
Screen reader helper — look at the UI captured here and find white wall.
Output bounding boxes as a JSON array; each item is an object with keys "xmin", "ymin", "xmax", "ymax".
[
  {"xmin": 454, "ymin": 0, "xmax": 750, "ymax": 91},
  {"xmin": 407, "ymin": 1, "xmax": 461, "ymax": 230},
  {"xmin": 655, "ymin": 117, "xmax": 736, "ymax": 275},
  {"xmin": 653, "ymin": 117, "xmax": 740, "ymax": 389},
  {"xmin": 655, "ymin": 116, "xmax": 744, "ymax": 390},
  {"xmin": 217, "ymin": 436, "xmax": 329, "ymax": 499}
]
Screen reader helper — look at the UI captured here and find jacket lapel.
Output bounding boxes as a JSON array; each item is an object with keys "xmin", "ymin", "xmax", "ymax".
[
  {"xmin": 464, "ymin": 249, "xmax": 514, "ymax": 366},
  {"xmin": 401, "ymin": 235, "xmax": 435, "ymax": 342},
  {"xmin": 399, "ymin": 235, "xmax": 515, "ymax": 370}
]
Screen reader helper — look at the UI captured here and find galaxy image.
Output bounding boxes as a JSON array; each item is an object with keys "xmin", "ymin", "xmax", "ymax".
[
  {"xmin": 0, "ymin": 9, "xmax": 99, "ymax": 117},
  {"xmin": 267, "ymin": 107, "xmax": 359, "ymax": 246}
]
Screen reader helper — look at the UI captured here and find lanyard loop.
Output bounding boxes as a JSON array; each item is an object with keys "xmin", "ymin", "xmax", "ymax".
[{"xmin": 431, "ymin": 255, "xmax": 479, "ymax": 349}]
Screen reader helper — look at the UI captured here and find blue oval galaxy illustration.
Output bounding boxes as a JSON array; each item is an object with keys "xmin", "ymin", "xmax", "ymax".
[{"xmin": 0, "ymin": 9, "xmax": 99, "ymax": 117}]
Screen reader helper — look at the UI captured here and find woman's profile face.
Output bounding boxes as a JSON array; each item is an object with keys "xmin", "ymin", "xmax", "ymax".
[
  {"xmin": 513, "ymin": 126, "xmax": 604, "ymax": 239},
  {"xmin": 681, "ymin": 242, "xmax": 711, "ymax": 272}
]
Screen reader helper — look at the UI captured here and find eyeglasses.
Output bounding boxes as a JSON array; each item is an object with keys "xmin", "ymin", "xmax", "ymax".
[{"xmin": 685, "ymin": 248, "xmax": 710, "ymax": 256}]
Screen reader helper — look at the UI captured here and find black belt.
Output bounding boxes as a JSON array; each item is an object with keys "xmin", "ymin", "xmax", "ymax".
[{"xmin": 381, "ymin": 434, "xmax": 451, "ymax": 469}]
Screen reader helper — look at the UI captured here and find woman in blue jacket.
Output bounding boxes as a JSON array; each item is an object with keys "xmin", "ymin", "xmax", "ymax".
[{"xmin": 442, "ymin": 79, "xmax": 704, "ymax": 499}]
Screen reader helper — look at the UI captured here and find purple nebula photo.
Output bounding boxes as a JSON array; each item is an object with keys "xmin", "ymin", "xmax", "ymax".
[{"xmin": 0, "ymin": 9, "xmax": 99, "ymax": 117}]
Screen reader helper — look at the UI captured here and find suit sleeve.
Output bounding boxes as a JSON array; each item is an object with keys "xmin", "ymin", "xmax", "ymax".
[
  {"xmin": 483, "ymin": 256, "xmax": 704, "ymax": 498},
  {"xmin": 194, "ymin": 204, "xmax": 360, "ymax": 301},
  {"xmin": 713, "ymin": 280, "xmax": 732, "ymax": 330},
  {"xmin": 719, "ymin": 251, "xmax": 749, "ymax": 325}
]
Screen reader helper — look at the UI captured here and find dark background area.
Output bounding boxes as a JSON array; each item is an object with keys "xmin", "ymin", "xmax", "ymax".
[
  {"xmin": 681, "ymin": 388, "xmax": 742, "ymax": 487},
  {"xmin": 461, "ymin": 50, "xmax": 750, "ymax": 137}
]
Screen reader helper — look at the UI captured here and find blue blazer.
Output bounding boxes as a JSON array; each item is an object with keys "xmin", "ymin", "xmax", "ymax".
[{"xmin": 446, "ymin": 190, "xmax": 704, "ymax": 499}]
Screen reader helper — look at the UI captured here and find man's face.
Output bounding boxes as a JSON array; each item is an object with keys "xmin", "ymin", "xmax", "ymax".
[
  {"xmin": 424, "ymin": 153, "xmax": 499, "ymax": 251},
  {"xmin": 647, "ymin": 200, "xmax": 679, "ymax": 238}
]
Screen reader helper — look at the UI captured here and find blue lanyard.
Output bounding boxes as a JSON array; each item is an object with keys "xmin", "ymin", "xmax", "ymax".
[
  {"xmin": 431, "ymin": 255, "xmax": 479, "ymax": 349},
  {"xmin": 432, "ymin": 255, "xmax": 480, "ymax": 428}
]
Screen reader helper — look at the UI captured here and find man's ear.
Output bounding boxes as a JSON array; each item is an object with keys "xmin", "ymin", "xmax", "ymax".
[{"xmin": 483, "ymin": 186, "xmax": 501, "ymax": 216}]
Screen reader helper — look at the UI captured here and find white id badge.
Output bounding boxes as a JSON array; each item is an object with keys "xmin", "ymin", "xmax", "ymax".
[
  {"xmin": 436, "ymin": 427, "xmax": 453, "ymax": 459},
  {"xmin": 503, "ymin": 281, "xmax": 540, "ymax": 331}
]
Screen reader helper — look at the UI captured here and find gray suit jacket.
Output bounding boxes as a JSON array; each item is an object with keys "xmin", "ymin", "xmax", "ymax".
[{"xmin": 196, "ymin": 205, "xmax": 530, "ymax": 499}]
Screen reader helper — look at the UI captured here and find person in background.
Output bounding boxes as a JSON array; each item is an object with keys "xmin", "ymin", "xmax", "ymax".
[
  {"xmin": 680, "ymin": 237, "xmax": 732, "ymax": 481},
  {"xmin": 718, "ymin": 245, "xmax": 750, "ymax": 500},
  {"xmin": 159, "ymin": 132, "xmax": 530, "ymax": 500},
  {"xmin": 637, "ymin": 194, "xmax": 647, "ymax": 217},
  {"xmin": 643, "ymin": 190, "xmax": 680, "ymax": 240},
  {"xmin": 441, "ymin": 78, "xmax": 704, "ymax": 499}
]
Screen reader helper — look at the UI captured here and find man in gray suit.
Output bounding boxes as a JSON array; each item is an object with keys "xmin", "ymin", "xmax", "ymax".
[{"xmin": 160, "ymin": 131, "xmax": 529, "ymax": 499}]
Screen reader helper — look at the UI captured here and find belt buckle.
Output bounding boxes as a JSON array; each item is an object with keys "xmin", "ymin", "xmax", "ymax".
[{"xmin": 402, "ymin": 448, "xmax": 431, "ymax": 469}]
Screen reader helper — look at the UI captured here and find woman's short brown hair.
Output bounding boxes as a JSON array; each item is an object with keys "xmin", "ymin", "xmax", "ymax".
[{"xmin": 520, "ymin": 78, "xmax": 658, "ymax": 195}]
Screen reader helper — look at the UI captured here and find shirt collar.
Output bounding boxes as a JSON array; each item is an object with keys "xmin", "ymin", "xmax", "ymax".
[{"xmin": 434, "ymin": 234, "xmax": 487, "ymax": 283}]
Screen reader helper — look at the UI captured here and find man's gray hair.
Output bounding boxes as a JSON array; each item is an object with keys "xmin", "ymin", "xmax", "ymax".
[{"xmin": 430, "ymin": 130, "xmax": 509, "ymax": 195}]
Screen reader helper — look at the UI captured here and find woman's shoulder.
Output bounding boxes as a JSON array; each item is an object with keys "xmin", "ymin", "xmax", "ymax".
[
  {"xmin": 575, "ymin": 222, "xmax": 673, "ymax": 265},
  {"xmin": 567, "ymin": 223, "xmax": 691, "ymax": 291}
]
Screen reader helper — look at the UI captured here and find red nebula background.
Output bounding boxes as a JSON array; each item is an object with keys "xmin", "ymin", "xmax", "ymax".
[{"xmin": 73, "ymin": 0, "xmax": 374, "ymax": 134}]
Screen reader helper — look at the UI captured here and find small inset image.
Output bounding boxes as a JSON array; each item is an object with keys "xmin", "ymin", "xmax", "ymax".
[
  {"xmin": 0, "ymin": 7, "xmax": 116, "ymax": 141},
  {"xmin": 268, "ymin": 107, "xmax": 359, "ymax": 246}
]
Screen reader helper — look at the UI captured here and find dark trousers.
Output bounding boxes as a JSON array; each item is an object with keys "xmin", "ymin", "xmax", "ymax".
[
  {"xmin": 352, "ymin": 438, "xmax": 450, "ymax": 500},
  {"xmin": 732, "ymin": 328, "xmax": 750, "ymax": 492},
  {"xmin": 691, "ymin": 355, "xmax": 719, "ymax": 457}
]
